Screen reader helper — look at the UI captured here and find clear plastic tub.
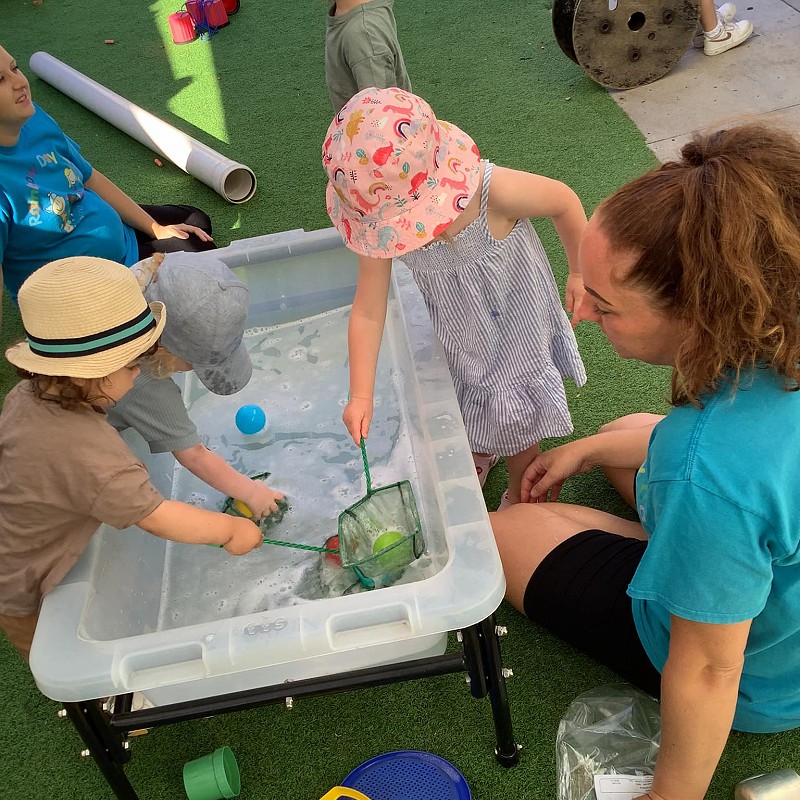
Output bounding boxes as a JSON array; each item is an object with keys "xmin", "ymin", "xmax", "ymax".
[{"xmin": 29, "ymin": 229, "xmax": 505, "ymax": 703}]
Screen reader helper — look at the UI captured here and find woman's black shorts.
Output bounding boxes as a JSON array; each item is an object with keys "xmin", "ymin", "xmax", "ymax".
[{"xmin": 523, "ymin": 529, "xmax": 661, "ymax": 698}]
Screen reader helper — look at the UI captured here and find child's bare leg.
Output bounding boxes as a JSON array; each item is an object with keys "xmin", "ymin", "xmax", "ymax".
[
  {"xmin": 599, "ymin": 413, "xmax": 664, "ymax": 508},
  {"xmin": 504, "ymin": 442, "xmax": 541, "ymax": 504}
]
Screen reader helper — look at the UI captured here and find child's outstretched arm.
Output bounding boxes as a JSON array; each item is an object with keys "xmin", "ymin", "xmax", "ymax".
[
  {"xmin": 491, "ymin": 167, "xmax": 587, "ymax": 319},
  {"xmin": 343, "ymin": 255, "xmax": 393, "ymax": 444},
  {"xmin": 85, "ymin": 170, "xmax": 213, "ymax": 244},
  {"xmin": 174, "ymin": 444, "xmax": 284, "ymax": 519},
  {"xmin": 138, "ymin": 501, "xmax": 263, "ymax": 555}
]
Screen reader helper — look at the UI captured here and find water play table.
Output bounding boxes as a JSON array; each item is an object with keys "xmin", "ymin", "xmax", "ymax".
[{"xmin": 29, "ymin": 229, "xmax": 519, "ymax": 799}]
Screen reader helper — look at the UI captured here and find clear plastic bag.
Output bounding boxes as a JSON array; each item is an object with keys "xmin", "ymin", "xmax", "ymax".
[{"xmin": 556, "ymin": 685, "xmax": 662, "ymax": 800}]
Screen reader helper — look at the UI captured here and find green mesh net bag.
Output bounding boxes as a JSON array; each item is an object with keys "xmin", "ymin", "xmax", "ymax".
[{"xmin": 336, "ymin": 439, "xmax": 424, "ymax": 582}]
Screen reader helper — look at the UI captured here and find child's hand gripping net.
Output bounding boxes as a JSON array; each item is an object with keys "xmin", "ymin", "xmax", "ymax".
[{"xmin": 221, "ymin": 471, "xmax": 290, "ymax": 530}]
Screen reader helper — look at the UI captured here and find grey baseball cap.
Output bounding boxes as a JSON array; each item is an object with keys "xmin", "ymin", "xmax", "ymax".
[{"xmin": 140, "ymin": 252, "xmax": 252, "ymax": 395}]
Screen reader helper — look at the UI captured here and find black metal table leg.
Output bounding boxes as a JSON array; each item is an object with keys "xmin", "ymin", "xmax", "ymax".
[
  {"xmin": 478, "ymin": 615, "xmax": 520, "ymax": 766},
  {"xmin": 64, "ymin": 701, "xmax": 138, "ymax": 800},
  {"xmin": 459, "ymin": 624, "xmax": 488, "ymax": 698}
]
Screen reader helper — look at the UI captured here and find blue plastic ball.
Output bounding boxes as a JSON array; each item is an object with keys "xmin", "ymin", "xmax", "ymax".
[{"xmin": 235, "ymin": 404, "xmax": 267, "ymax": 435}]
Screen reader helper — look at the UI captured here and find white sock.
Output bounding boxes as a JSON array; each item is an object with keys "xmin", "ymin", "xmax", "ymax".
[{"xmin": 705, "ymin": 20, "xmax": 724, "ymax": 38}]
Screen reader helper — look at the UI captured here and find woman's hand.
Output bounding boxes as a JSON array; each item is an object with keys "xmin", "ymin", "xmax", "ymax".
[
  {"xmin": 152, "ymin": 221, "xmax": 214, "ymax": 243},
  {"xmin": 521, "ymin": 439, "xmax": 595, "ymax": 502},
  {"xmin": 342, "ymin": 395, "xmax": 373, "ymax": 445}
]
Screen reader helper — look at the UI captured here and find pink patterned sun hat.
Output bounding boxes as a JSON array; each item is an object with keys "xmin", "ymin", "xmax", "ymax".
[{"xmin": 322, "ymin": 87, "xmax": 481, "ymax": 259}]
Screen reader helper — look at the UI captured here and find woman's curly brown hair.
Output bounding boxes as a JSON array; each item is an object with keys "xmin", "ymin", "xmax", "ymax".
[{"xmin": 596, "ymin": 122, "xmax": 800, "ymax": 405}]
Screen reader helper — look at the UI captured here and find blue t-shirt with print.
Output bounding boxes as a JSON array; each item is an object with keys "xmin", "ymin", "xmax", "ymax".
[
  {"xmin": 629, "ymin": 368, "xmax": 800, "ymax": 733},
  {"xmin": 0, "ymin": 104, "xmax": 138, "ymax": 301}
]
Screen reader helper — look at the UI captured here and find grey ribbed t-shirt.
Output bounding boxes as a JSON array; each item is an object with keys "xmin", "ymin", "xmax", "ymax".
[{"xmin": 107, "ymin": 369, "xmax": 200, "ymax": 454}]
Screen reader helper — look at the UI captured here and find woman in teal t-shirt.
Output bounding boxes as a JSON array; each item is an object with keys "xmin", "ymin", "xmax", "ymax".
[
  {"xmin": 0, "ymin": 45, "xmax": 215, "ymax": 317},
  {"xmin": 493, "ymin": 122, "xmax": 800, "ymax": 800}
]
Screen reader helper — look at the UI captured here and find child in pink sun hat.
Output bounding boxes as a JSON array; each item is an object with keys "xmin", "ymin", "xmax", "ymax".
[{"xmin": 322, "ymin": 87, "xmax": 587, "ymax": 507}]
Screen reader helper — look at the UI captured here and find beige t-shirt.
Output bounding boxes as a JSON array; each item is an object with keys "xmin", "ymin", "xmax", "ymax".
[{"xmin": 0, "ymin": 382, "xmax": 163, "ymax": 615}]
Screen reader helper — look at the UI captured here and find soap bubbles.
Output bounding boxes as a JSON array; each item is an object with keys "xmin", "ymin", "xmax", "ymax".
[{"xmin": 235, "ymin": 404, "xmax": 267, "ymax": 435}]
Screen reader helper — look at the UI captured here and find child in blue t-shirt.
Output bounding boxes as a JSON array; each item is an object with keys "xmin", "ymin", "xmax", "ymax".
[{"xmin": 0, "ymin": 45, "xmax": 215, "ymax": 317}]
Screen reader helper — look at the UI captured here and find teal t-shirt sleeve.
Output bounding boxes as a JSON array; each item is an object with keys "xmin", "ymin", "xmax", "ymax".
[{"xmin": 628, "ymin": 479, "xmax": 773, "ymax": 623}]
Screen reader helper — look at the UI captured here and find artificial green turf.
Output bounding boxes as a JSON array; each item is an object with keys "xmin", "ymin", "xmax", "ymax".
[{"xmin": 1, "ymin": 1, "xmax": 798, "ymax": 798}]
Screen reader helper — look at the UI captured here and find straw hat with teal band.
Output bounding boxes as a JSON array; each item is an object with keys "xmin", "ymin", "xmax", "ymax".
[{"xmin": 5, "ymin": 256, "xmax": 166, "ymax": 378}]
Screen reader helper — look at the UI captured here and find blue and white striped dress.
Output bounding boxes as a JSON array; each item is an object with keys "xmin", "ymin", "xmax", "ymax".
[{"xmin": 399, "ymin": 161, "xmax": 586, "ymax": 456}]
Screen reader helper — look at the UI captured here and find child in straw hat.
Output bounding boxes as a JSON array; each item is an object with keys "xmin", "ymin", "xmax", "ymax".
[
  {"xmin": 0, "ymin": 256, "xmax": 263, "ymax": 661},
  {"xmin": 108, "ymin": 252, "xmax": 284, "ymax": 518}
]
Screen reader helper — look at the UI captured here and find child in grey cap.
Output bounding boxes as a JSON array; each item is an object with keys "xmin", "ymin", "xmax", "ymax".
[{"xmin": 107, "ymin": 252, "xmax": 283, "ymax": 518}]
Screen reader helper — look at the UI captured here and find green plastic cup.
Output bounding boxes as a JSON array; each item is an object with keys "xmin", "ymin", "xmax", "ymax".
[{"xmin": 183, "ymin": 746, "xmax": 241, "ymax": 800}]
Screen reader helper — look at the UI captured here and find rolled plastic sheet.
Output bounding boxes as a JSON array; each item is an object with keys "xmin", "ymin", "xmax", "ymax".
[{"xmin": 29, "ymin": 51, "xmax": 257, "ymax": 204}]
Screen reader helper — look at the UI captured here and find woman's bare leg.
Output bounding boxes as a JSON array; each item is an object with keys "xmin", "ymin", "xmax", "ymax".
[{"xmin": 492, "ymin": 502, "xmax": 646, "ymax": 611}]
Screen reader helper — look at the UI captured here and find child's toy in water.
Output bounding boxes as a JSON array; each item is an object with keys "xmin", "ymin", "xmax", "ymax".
[
  {"xmin": 231, "ymin": 498, "xmax": 254, "ymax": 518},
  {"xmin": 323, "ymin": 534, "xmax": 342, "ymax": 566},
  {"xmin": 183, "ymin": 745, "xmax": 240, "ymax": 800},
  {"xmin": 339, "ymin": 751, "xmax": 472, "ymax": 800},
  {"xmin": 318, "ymin": 534, "xmax": 365, "ymax": 597},
  {"xmin": 337, "ymin": 438, "xmax": 423, "ymax": 583},
  {"xmin": 235, "ymin": 404, "xmax": 267, "ymax": 435},
  {"xmin": 371, "ymin": 530, "xmax": 413, "ymax": 572},
  {"xmin": 221, "ymin": 472, "xmax": 288, "ymax": 529}
]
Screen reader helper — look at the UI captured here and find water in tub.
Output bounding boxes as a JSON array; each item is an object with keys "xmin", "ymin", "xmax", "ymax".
[{"xmin": 160, "ymin": 305, "xmax": 436, "ymax": 630}]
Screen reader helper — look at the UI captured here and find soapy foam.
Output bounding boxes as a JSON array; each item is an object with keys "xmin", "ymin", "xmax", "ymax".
[{"xmin": 156, "ymin": 306, "xmax": 434, "ymax": 630}]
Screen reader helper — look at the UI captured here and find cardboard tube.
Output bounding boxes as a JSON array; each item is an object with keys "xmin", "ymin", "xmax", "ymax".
[{"xmin": 29, "ymin": 51, "xmax": 257, "ymax": 204}]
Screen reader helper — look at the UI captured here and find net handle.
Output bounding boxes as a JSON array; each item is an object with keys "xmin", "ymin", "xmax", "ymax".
[
  {"xmin": 359, "ymin": 437, "xmax": 373, "ymax": 496},
  {"xmin": 261, "ymin": 537, "xmax": 338, "ymax": 554},
  {"xmin": 210, "ymin": 538, "xmax": 338, "ymax": 554}
]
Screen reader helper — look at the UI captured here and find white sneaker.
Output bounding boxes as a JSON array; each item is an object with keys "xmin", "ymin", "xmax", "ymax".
[
  {"xmin": 704, "ymin": 18, "xmax": 754, "ymax": 55},
  {"xmin": 692, "ymin": 3, "xmax": 736, "ymax": 48}
]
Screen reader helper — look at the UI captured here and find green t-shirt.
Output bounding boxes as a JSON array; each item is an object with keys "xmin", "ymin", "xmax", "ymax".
[{"xmin": 325, "ymin": 0, "xmax": 412, "ymax": 113}]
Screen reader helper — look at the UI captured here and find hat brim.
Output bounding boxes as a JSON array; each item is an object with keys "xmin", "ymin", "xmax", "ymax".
[
  {"xmin": 193, "ymin": 338, "xmax": 252, "ymax": 395},
  {"xmin": 5, "ymin": 302, "xmax": 166, "ymax": 378},
  {"xmin": 326, "ymin": 120, "xmax": 482, "ymax": 259}
]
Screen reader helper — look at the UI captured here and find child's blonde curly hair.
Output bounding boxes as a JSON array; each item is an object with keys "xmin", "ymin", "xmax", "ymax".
[{"xmin": 132, "ymin": 253, "xmax": 182, "ymax": 378}]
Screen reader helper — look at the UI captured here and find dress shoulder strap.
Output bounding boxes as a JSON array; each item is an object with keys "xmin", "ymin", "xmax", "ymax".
[{"xmin": 479, "ymin": 160, "xmax": 493, "ymax": 217}]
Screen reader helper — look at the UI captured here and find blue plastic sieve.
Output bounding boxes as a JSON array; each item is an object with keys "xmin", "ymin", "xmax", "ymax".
[{"xmin": 341, "ymin": 751, "xmax": 471, "ymax": 800}]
